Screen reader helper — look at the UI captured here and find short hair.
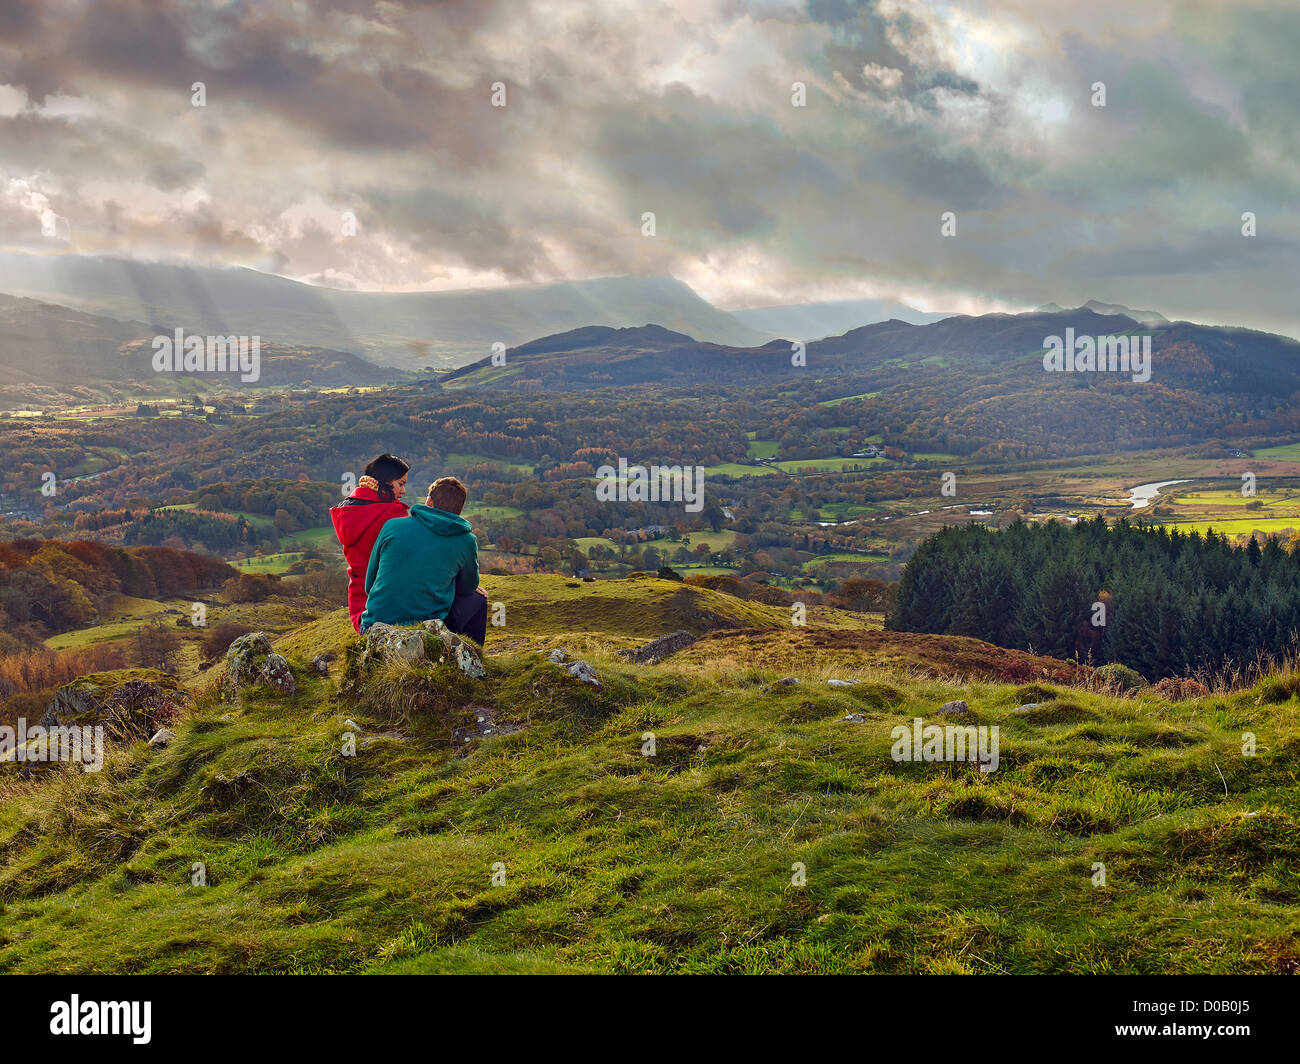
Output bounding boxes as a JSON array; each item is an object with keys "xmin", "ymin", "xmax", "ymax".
[
  {"xmin": 428, "ymin": 476, "xmax": 468, "ymax": 514},
  {"xmin": 363, "ymin": 453, "xmax": 410, "ymax": 501}
]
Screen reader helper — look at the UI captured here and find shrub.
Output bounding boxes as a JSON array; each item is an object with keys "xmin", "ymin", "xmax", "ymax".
[{"xmin": 1095, "ymin": 663, "xmax": 1146, "ymax": 691}]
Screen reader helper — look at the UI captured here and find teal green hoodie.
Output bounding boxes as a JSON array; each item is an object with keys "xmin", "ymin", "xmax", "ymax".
[{"xmin": 360, "ymin": 504, "xmax": 479, "ymax": 632}]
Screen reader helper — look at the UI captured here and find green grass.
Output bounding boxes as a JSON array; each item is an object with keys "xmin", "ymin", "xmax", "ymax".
[
  {"xmin": 5, "ymin": 575, "xmax": 1300, "ymax": 975},
  {"xmin": 818, "ymin": 392, "xmax": 880, "ymax": 407},
  {"xmin": 745, "ymin": 439, "xmax": 780, "ymax": 460},
  {"xmin": 701, "ymin": 462, "xmax": 779, "ymax": 478},
  {"xmin": 773, "ymin": 457, "xmax": 885, "ymax": 473},
  {"xmin": 466, "ymin": 504, "xmax": 525, "ymax": 521},
  {"xmin": 1253, "ymin": 443, "xmax": 1300, "ymax": 462},
  {"xmin": 805, "ymin": 552, "xmax": 890, "ymax": 566},
  {"xmin": 233, "ymin": 553, "xmax": 306, "ymax": 574},
  {"xmin": 444, "ymin": 454, "xmax": 536, "ymax": 475},
  {"xmin": 283, "ymin": 525, "xmax": 338, "ymax": 550},
  {"xmin": 1166, "ymin": 519, "xmax": 1300, "ymax": 536}
]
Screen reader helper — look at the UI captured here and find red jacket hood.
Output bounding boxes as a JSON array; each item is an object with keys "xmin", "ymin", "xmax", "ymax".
[{"xmin": 330, "ymin": 486, "xmax": 409, "ymax": 550}]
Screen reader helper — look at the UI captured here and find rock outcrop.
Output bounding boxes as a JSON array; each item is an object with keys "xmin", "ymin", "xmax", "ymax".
[
  {"xmin": 563, "ymin": 660, "xmax": 601, "ymax": 687},
  {"xmin": 424, "ymin": 619, "xmax": 486, "ymax": 679},
  {"xmin": 359, "ymin": 623, "xmax": 427, "ymax": 669},
  {"xmin": 40, "ymin": 669, "xmax": 187, "ymax": 743},
  {"xmin": 225, "ymin": 632, "xmax": 300, "ymax": 698},
  {"xmin": 617, "ymin": 630, "xmax": 697, "ymax": 665}
]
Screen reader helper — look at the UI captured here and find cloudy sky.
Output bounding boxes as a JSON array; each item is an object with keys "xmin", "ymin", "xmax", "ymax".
[{"xmin": 1, "ymin": 0, "xmax": 1297, "ymax": 334}]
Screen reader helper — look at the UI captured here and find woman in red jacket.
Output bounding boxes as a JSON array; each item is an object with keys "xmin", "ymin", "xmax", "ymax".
[{"xmin": 331, "ymin": 453, "xmax": 411, "ymax": 631}]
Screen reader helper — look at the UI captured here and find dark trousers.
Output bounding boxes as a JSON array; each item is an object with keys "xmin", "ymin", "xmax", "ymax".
[{"xmin": 444, "ymin": 590, "xmax": 488, "ymax": 645}]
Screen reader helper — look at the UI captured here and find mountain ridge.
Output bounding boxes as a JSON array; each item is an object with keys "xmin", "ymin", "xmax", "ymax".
[{"xmin": 0, "ymin": 252, "xmax": 770, "ymax": 370}]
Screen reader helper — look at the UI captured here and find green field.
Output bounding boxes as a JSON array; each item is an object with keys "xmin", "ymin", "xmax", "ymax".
[
  {"xmin": 1253, "ymin": 443, "xmax": 1300, "ymax": 462},
  {"xmin": 233, "ymin": 553, "xmax": 305, "ymax": 574},
  {"xmin": 805, "ymin": 552, "xmax": 890, "ymax": 567},
  {"xmin": 283, "ymin": 525, "xmax": 338, "ymax": 550},
  {"xmin": 466, "ymin": 504, "xmax": 525, "ymax": 521},
  {"xmin": 773, "ymin": 457, "xmax": 885, "ymax": 473},
  {"xmin": 745, "ymin": 439, "xmax": 780, "ymax": 460},
  {"xmin": 702, "ymin": 462, "xmax": 779, "ymax": 477},
  {"xmin": 1166, "ymin": 518, "xmax": 1300, "ymax": 536},
  {"xmin": 818, "ymin": 391, "xmax": 880, "ymax": 407},
  {"xmin": 444, "ymin": 453, "xmax": 536, "ymax": 475}
]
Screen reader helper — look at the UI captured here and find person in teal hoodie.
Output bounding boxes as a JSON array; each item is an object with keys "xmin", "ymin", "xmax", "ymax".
[{"xmin": 360, "ymin": 476, "xmax": 487, "ymax": 643}]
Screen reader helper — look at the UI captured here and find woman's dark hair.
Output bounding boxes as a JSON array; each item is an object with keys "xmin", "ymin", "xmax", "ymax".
[{"xmin": 364, "ymin": 453, "xmax": 410, "ymax": 501}]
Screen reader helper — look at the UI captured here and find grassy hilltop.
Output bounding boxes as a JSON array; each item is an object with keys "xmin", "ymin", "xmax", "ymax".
[{"xmin": 1, "ymin": 575, "xmax": 1298, "ymax": 974}]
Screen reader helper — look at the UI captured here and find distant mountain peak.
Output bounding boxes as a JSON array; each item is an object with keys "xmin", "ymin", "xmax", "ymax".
[
  {"xmin": 510, "ymin": 323, "xmax": 697, "ymax": 357},
  {"xmin": 1036, "ymin": 299, "xmax": 1168, "ymax": 325}
]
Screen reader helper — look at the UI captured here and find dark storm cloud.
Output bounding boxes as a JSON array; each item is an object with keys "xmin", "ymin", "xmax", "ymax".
[{"xmin": 0, "ymin": 0, "xmax": 1295, "ymax": 335}]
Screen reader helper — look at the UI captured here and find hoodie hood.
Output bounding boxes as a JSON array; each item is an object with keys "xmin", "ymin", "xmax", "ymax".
[
  {"xmin": 410, "ymin": 503, "xmax": 474, "ymax": 536},
  {"xmin": 330, "ymin": 486, "xmax": 408, "ymax": 550}
]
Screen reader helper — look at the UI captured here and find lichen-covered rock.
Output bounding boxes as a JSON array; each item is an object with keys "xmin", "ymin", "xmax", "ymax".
[
  {"xmin": 827, "ymin": 679, "xmax": 857, "ymax": 688},
  {"xmin": 148, "ymin": 728, "xmax": 176, "ymax": 747},
  {"xmin": 548, "ymin": 648, "xmax": 569, "ymax": 664},
  {"xmin": 425, "ymin": 619, "xmax": 486, "ymax": 679},
  {"xmin": 762, "ymin": 676, "xmax": 800, "ymax": 693},
  {"xmin": 261, "ymin": 653, "xmax": 297, "ymax": 695},
  {"xmin": 41, "ymin": 670, "xmax": 187, "ymax": 743},
  {"xmin": 41, "ymin": 679, "xmax": 109, "ymax": 728},
  {"xmin": 938, "ymin": 699, "xmax": 969, "ymax": 716},
  {"xmin": 617, "ymin": 630, "xmax": 696, "ymax": 665},
  {"xmin": 564, "ymin": 660, "xmax": 601, "ymax": 687},
  {"xmin": 360, "ymin": 623, "xmax": 428, "ymax": 669},
  {"xmin": 312, "ymin": 656, "xmax": 330, "ymax": 675},
  {"xmin": 225, "ymin": 631, "xmax": 273, "ymax": 697}
]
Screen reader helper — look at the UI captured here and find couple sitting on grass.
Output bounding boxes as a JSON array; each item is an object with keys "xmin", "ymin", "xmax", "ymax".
[{"xmin": 329, "ymin": 453, "xmax": 487, "ymax": 645}]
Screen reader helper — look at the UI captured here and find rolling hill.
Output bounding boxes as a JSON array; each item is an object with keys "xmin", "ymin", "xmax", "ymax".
[
  {"xmin": 0, "ymin": 293, "xmax": 399, "ymax": 407},
  {"xmin": 439, "ymin": 308, "xmax": 1300, "ymax": 454},
  {"xmin": 1, "ymin": 574, "xmax": 1297, "ymax": 974}
]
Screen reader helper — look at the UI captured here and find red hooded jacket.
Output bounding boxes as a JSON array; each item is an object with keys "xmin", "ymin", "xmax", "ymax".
[{"xmin": 330, "ymin": 486, "xmax": 410, "ymax": 631}]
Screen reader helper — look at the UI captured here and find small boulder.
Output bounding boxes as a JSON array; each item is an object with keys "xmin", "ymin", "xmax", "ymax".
[
  {"xmin": 261, "ymin": 653, "xmax": 297, "ymax": 696},
  {"xmin": 148, "ymin": 728, "xmax": 176, "ymax": 747},
  {"xmin": 548, "ymin": 648, "xmax": 569, "ymax": 664},
  {"xmin": 225, "ymin": 632, "xmax": 273, "ymax": 696},
  {"xmin": 938, "ymin": 699, "xmax": 969, "ymax": 716},
  {"xmin": 1010, "ymin": 702, "xmax": 1042, "ymax": 714},
  {"xmin": 827, "ymin": 679, "xmax": 857, "ymax": 688},
  {"xmin": 564, "ymin": 660, "xmax": 601, "ymax": 687},
  {"xmin": 842, "ymin": 713, "xmax": 866, "ymax": 724},
  {"xmin": 425, "ymin": 619, "xmax": 486, "ymax": 679},
  {"xmin": 361, "ymin": 623, "xmax": 427, "ymax": 669},
  {"xmin": 312, "ymin": 656, "xmax": 330, "ymax": 675},
  {"xmin": 763, "ymin": 676, "xmax": 800, "ymax": 693}
]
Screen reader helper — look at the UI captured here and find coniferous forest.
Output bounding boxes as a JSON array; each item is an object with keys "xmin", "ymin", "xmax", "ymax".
[{"xmin": 887, "ymin": 517, "xmax": 1300, "ymax": 680}]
